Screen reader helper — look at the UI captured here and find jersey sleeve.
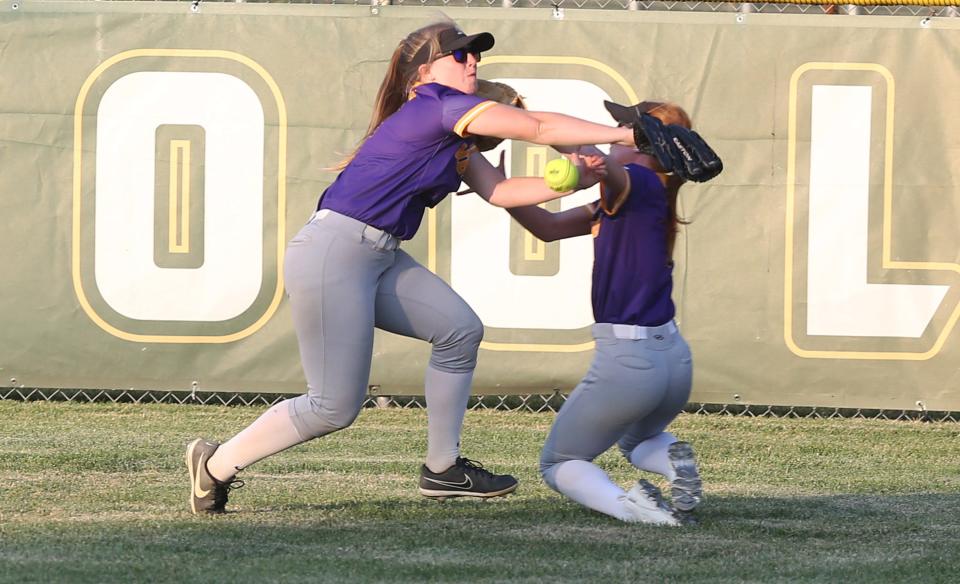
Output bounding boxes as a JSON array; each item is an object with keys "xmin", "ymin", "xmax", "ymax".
[{"xmin": 439, "ymin": 90, "xmax": 498, "ymax": 137}]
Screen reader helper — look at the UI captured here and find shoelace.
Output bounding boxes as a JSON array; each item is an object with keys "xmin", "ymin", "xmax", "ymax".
[
  {"xmin": 223, "ymin": 477, "xmax": 245, "ymax": 490},
  {"xmin": 456, "ymin": 457, "xmax": 495, "ymax": 478},
  {"xmin": 212, "ymin": 477, "xmax": 245, "ymax": 506}
]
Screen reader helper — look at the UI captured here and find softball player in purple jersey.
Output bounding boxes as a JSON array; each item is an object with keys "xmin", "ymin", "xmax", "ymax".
[
  {"xmin": 503, "ymin": 102, "xmax": 703, "ymax": 526},
  {"xmin": 186, "ymin": 19, "xmax": 634, "ymax": 514}
]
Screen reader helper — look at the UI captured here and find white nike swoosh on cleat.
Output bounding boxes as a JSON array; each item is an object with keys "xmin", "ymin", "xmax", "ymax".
[
  {"xmin": 193, "ymin": 452, "xmax": 212, "ymax": 498},
  {"xmin": 423, "ymin": 475, "xmax": 473, "ymax": 490}
]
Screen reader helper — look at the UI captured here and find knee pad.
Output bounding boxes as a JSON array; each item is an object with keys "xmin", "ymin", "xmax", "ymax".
[
  {"xmin": 288, "ymin": 394, "xmax": 361, "ymax": 440},
  {"xmin": 429, "ymin": 313, "xmax": 484, "ymax": 372}
]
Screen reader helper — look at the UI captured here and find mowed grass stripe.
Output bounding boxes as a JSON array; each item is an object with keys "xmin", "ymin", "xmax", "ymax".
[{"xmin": 1, "ymin": 401, "xmax": 958, "ymax": 583}]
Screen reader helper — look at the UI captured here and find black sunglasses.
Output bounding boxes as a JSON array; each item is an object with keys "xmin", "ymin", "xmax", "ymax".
[{"xmin": 440, "ymin": 47, "xmax": 481, "ymax": 64}]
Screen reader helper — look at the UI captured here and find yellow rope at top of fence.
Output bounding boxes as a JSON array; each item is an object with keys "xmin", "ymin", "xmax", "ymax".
[
  {"xmin": 758, "ymin": 0, "xmax": 957, "ymax": 5},
  {"xmin": 35, "ymin": 0, "xmax": 960, "ymax": 9}
]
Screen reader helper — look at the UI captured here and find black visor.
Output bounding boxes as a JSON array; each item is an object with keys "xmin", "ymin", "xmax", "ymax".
[
  {"xmin": 603, "ymin": 100, "xmax": 646, "ymax": 127},
  {"xmin": 411, "ymin": 28, "xmax": 495, "ymax": 67}
]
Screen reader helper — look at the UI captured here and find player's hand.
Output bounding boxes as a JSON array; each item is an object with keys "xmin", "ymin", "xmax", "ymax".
[{"xmin": 570, "ymin": 152, "xmax": 606, "ymax": 190}]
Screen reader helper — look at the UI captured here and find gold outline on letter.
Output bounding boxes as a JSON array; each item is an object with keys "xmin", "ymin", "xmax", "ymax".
[
  {"xmin": 784, "ymin": 62, "xmax": 960, "ymax": 360},
  {"xmin": 73, "ymin": 49, "xmax": 287, "ymax": 344}
]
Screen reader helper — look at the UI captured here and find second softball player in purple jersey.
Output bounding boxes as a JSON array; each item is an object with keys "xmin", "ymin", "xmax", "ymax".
[
  {"xmin": 505, "ymin": 101, "xmax": 704, "ymax": 526},
  {"xmin": 185, "ymin": 18, "xmax": 633, "ymax": 514}
]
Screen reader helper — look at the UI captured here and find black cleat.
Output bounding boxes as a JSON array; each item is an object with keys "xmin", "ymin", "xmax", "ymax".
[
  {"xmin": 186, "ymin": 438, "xmax": 243, "ymax": 515},
  {"xmin": 419, "ymin": 457, "xmax": 518, "ymax": 499}
]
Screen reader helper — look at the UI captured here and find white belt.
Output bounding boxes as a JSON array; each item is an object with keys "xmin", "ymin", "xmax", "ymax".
[
  {"xmin": 360, "ymin": 224, "xmax": 400, "ymax": 251},
  {"xmin": 610, "ymin": 321, "xmax": 677, "ymax": 340},
  {"xmin": 310, "ymin": 209, "xmax": 400, "ymax": 251}
]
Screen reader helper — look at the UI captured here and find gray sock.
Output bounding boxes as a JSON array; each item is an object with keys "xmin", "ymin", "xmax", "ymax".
[{"xmin": 423, "ymin": 367, "xmax": 473, "ymax": 473}]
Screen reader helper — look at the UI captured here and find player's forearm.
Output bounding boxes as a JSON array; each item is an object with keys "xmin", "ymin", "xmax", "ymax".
[
  {"xmin": 507, "ymin": 205, "xmax": 563, "ymax": 241},
  {"xmin": 467, "ymin": 106, "xmax": 632, "ymax": 147},
  {"xmin": 487, "ymin": 177, "xmax": 572, "ymax": 208},
  {"xmin": 553, "ymin": 144, "xmax": 607, "ymax": 157},
  {"xmin": 507, "ymin": 204, "xmax": 592, "ymax": 241},
  {"xmin": 526, "ymin": 112, "xmax": 632, "ymax": 147}
]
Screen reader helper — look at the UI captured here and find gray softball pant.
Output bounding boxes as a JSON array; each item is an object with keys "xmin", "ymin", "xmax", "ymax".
[
  {"xmin": 282, "ymin": 210, "xmax": 484, "ymax": 440},
  {"xmin": 540, "ymin": 321, "xmax": 693, "ymax": 489}
]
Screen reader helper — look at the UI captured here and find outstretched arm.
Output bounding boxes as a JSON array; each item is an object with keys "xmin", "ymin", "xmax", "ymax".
[
  {"xmin": 466, "ymin": 104, "xmax": 635, "ymax": 147},
  {"xmin": 462, "ymin": 153, "xmax": 570, "ymax": 208},
  {"xmin": 462, "ymin": 150, "xmax": 598, "ymax": 240},
  {"xmin": 462, "ymin": 151, "xmax": 603, "ymax": 209},
  {"xmin": 506, "ymin": 203, "xmax": 594, "ymax": 242}
]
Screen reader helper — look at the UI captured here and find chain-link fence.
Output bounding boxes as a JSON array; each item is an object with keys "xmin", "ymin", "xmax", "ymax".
[
  {"xmin": 3, "ymin": 386, "xmax": 956, "ymax": 422},
  {"xmin": 31, "ymin": 0, "xmax": 960, "ymax": 17}
]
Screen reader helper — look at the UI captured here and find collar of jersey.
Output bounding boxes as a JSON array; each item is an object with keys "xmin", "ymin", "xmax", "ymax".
[{"xmin": 407, "ymin": 81, "xmax": 427, "ymax": 101}]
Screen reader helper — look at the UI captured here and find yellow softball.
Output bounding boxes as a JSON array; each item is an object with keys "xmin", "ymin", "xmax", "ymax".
[{"xmin": 544, "ymin": 158, "xmax": 580, "ymax": 192}]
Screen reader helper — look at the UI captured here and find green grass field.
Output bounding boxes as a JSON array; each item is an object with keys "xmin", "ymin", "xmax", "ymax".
[{"xmin": 1, "ymin": 400, "xmax": 959, "ymax": 583}]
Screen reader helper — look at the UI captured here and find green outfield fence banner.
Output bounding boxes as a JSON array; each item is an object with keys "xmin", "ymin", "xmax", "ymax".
[{"xmin": 2, "ymin": 1, "xmax": 960, "ymax": 409}]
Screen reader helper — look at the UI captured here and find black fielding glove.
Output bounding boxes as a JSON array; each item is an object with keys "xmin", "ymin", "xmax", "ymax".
[{"xmin": 634, "ymin": 114, "xmax": 723, "ymax": 183}]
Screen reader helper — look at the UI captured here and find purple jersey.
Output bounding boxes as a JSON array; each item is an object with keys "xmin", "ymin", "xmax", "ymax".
[
  {"xmin": 591, "ymin": 164, "xmax": 675, "ymax": 327},
  {"xmin": 319, "ymin": 83, "xmax": 496, "ymax": 240}
]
